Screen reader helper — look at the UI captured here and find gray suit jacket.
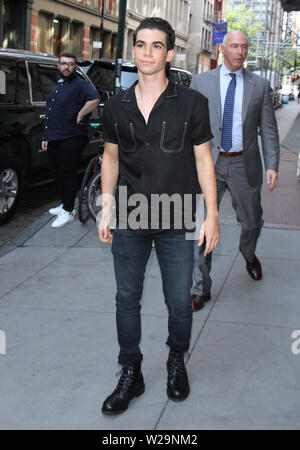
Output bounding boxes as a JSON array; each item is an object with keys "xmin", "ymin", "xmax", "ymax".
[{"xmin": 190, "ymin": 67, "xmax": 280, "ymax": 187}]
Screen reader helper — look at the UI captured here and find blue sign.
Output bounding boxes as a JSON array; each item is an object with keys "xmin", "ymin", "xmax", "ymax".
[{"xmin": 212, "ymin": 22, "xmax": 228, "ymax": 44}]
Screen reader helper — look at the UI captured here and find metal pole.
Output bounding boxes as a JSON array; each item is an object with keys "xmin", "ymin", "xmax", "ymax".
[
  {"xmin": 114, "ymin": 0, "xmax": 127, "ymax": 95},
  {"xmin": 99, "ymin": 0, "xmax": 105, "ymax": 58},
  {"xmin": 0, "ymin": 0, "xmax": 3, "ymax": 48}
]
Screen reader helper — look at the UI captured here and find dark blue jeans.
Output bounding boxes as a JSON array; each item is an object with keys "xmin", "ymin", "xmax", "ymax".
[{"xmin": 111, "ymin": 229, "xmax": 194, "ymax": 366}]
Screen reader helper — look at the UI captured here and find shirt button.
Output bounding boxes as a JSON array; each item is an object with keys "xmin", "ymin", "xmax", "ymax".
[
  {"xmin": 45, "ymin": 126, "xmax": 48, "ymax": 128},
  {"xmin": 145, "ymin": 142, "xmax": 150, "ymax": 146},
  {"xmin": 52, "ymin": 99, "xmax": 55, "ymax": 101}
]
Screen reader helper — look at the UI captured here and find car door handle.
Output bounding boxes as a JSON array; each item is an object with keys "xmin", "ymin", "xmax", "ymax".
[{"xmin": 39, "ymin": 114, "xmax": 46, "ymax": 119}]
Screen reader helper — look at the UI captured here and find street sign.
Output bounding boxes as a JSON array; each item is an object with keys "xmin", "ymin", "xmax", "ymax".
[{"xmin": 212, "ymin": 22, "xmax": 227, "ymax": 44}]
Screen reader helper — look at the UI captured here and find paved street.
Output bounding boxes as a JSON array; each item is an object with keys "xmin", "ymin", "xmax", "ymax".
[
  {"xmin": 0, "ymin": 183, "xmax": 58, "ymax": 248},
  {"xmin": 0, "ymin": 101, "xmax": 299, "ymax": 430}
]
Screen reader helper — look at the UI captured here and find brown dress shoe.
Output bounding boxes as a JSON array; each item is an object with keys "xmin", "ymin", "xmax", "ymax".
[
  {"xmin": 246, "ymin": 256, "xmax": 262, "ymax": 281},
  {"xmin": 192, "ymin": 293, "xmax": 211, "ymax": 312}
]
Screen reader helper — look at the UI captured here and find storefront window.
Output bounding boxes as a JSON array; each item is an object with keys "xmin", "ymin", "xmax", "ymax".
[
  {"xmin": 89, "ymin": 28, "xmax": 101, "ymax": 59},
  {"xmin": 69, "ymin": 22, "xmax": 83, "ymax": 57},
  {"xmin": 38, "ymin": 13, "xmax": 52, "ymax": 54}
]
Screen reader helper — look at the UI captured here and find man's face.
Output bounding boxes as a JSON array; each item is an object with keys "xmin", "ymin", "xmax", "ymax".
[
  {"xmin": 58, "ymin": 57, "xmax": 77, "ymax": 79},
  {"xmin": 221, "ymin": 32, "xmax": 248, "ymax": 72},
  {"xmin": 132, "ymin": 28, "xmax": 174, "ymax": 76}
]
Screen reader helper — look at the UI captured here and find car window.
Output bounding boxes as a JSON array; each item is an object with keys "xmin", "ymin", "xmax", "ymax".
[
  {"xmin": 169, "ymin": 70, "xmax": 180, "ymax": 85},
  {"xmin": 16, "ymin": 62, "xmax": 30, "ymax": 104},
  {"xmin": 87, "ymin": 62, "xmax": 138, "ymax": 95},
  {"xmin": 0, "ymin": 59, "xmax": 16, "ymax": 103},
  {"xmin": 89, "ymin": 64, "xmax": 115, "ymax": 93},
  {"xmin": 179, "ymin": 71, "xmax": 192, "ymax": 87},
  {"xmin": 29, "ymin": 63, "xmax": 60, "ymax": 102},
  {"xmin": 120, "ymin": 70, "xmax": 138, "ymax": 90}
]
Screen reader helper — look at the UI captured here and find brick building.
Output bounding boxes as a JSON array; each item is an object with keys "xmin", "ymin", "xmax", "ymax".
[
  {"xmin": 1, "ymin": 0, "xmax": 191, "ymax": 67},
  {"xmin": 187, "ymin": 0, "xmax": 227, "ymax": 74}
]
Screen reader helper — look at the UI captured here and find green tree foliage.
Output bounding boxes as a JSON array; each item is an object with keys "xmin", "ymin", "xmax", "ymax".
[{"xmin": 225, "ymin": 4, "xmax": 263, "ymax": 57}]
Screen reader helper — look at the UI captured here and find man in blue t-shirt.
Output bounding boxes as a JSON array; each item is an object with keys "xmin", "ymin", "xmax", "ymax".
[{"xmin": 42, "ymin": 53, "xmax": 100, "ymax": 228}]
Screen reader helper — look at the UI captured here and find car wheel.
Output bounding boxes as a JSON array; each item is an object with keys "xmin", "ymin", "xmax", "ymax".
[{"xmin": 0, "ymin": 160, "xmax": 24, "ymax": 225}]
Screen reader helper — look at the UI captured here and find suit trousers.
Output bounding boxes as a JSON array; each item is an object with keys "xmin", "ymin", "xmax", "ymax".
[
  {"xmin": 47, "ymin": 135, "xmax": 88, "ymax": 212},
  {"xmin": 192, "ymin": 154, "xmax": 264, "ymax": 296}
]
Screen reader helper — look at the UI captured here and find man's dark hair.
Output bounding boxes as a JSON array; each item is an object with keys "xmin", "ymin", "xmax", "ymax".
[
  {"xmin": 59, "ymin": 53, "xmax": 77, "ymax": 64},
  {"xmin": 133, "ymin": 17, "xmax": 175, "ymax": 51}
]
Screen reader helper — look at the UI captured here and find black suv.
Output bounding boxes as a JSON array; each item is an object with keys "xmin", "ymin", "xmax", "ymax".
[{"xmin": 0, "ymin": 49, "xmax": 102, "ymax": 224}]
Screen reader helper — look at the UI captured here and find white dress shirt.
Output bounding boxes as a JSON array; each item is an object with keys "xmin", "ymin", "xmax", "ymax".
[{"xmin": 220, "ymin": 63, "xmax": 244, "ymax": 152}]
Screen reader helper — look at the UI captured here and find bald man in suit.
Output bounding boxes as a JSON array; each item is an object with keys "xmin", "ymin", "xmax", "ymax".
[{"xmin": 190, "ymin": 30, "xmax": 280, "ymax": 311}]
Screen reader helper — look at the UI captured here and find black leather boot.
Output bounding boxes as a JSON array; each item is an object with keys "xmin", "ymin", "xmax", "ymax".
[
  {"xmin": 166, "ymin": 351, "xmax": 190, "ymax": 401},
  {"xmin": 101, "ymin": 364, "xmax": 145, "ymax": 415}
]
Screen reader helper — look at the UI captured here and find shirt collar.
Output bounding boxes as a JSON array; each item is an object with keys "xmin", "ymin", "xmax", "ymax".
[
  {"xmin": 220, "ymin": 63, "xmax": 244, "ymax": 78},
  {"xmin": 58, "ymin": 73, "xmax": 77, "ymax": 85},
  {"xmin": 121, "ymin": 80, "xmax": 178, "ymax": 103}
]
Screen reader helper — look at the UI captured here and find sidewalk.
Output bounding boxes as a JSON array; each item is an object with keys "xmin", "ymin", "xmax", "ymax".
[{"xmin": 0, "ymin": 103, "xmax": 300, "ymax": 430}]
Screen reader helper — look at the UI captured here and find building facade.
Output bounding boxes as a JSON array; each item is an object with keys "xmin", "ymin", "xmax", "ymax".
[
  {"xmin": 1, "ymin": 0, "xmax": 190, "ymax": 68},
  {"xmin": 126, "ymin": 0, "xmax": 190, "ymax": 68},
  {"xmin": 1, "ymin": 0, "xmax": 33, "ymax": 50},
  {"xmin": 30, "ymin": 0, "xmax": 121, "ymax": 59},
  {"xmin": 187, "ymin": 0, "xmax": 227, "ymax": 74},
  {"xmin": 226, "ymin": 0, "xmax": 284, "ymax": 86}
]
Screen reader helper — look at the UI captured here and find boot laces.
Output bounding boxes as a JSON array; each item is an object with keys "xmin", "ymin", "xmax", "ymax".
[
  {"xmin": 168, "ymin": 352, "xmax": 188, "ymax": 379},
  {"xmin": 115, "ymin": 366, "xmax": 136, "ymax": 393}
]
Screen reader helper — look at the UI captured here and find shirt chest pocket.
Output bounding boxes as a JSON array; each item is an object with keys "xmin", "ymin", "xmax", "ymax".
[
  {"xmin": 115, "ymin": 123, "xmax": 137, "ymax": 153},
  {"xmin": 160, "ymin": 121, "xmax": 188, "ymax": 153}
]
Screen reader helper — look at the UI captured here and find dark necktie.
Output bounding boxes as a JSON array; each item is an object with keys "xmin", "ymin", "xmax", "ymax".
[{"xmin": 221, "ymin": 73, "xmax": 237, "ymax": 151}]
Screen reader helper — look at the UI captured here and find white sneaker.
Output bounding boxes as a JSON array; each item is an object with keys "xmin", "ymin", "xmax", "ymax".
[
  {"xmin": 49, "ymin": 204, "xmax": 76, "ymax": 216},
  {"xmin": 51, "ymin": 209, "xmax": 75, "ymax": 228},
  {"xmin": 49, "ymin": 204, "xmax": 63, "ymax": 216}
]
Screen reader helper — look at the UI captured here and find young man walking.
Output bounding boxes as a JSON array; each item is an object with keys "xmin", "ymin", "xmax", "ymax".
[
  {"xmin": 42, "ymin": 53, "xmax": 100, "ymax": 228},
  {"xmin": 99, "ymin": 18, "xmax": 220, "ymax": 415}
]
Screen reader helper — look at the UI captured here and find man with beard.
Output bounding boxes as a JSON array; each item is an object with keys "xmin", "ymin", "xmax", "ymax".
[{"xmin": 42, "ymin": 53, "xmax": 100, "ymax": 228}]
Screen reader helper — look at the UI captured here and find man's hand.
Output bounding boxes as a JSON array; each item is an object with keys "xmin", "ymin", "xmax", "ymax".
[
  {"xmin": 76, "ymin": 113, "xmax": 84, "ymax": 124},
  {"xmin": 266, "ymin": 169, "xmax": 278, "ymax": 192},
  {"xmin": 98, "ymin": 206, "xmax": 113, "ymax": 244},
  {"xmin": 42, "ymin": 141, "xmax": 48, "ymax": 150},
  {"xmin": 77, "ymin": 99, "xmax": 100, "ymax": 124},
  {"xmin": 198, "ymin": 215, "xmax": 220, "ymax": 256}
]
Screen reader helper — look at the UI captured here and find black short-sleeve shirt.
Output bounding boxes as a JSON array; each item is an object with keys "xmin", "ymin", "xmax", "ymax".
[{"xmin": 103, "ymin": 81, "xmax": 213, "ymax": 234}]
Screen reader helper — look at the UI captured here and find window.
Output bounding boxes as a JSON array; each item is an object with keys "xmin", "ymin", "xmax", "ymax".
[
  {"xmin": 178, "ymin": 71, "xmax": 192, "ymax": 87},
  {"xmin": 16, "ymin": 62, "xmax": 30, "ymax": 105},
  {"xmin": 38, "ymin": 13, "xmax": 52, "ymax": 54},
  {"xmin": 87, "ymin": 62, "xmax": 138, "ymax": 94},
  {"xmin": 69, "ymin": 22, "xmax": 83, "ymax": 57},
  {"xmin": 53, "ymin": 18, "xmax": 69, "ymax": 57},
  {"xmin": 29, "ymin": 63, "xmax": 60, "ymax": 102},
  {"xmin": 0, "ymin": 60, "xmax": 16, "ymax": 103},
  {"xmin": 89, "ymin": 27, "xmax": 100, "ymax": 59}
]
